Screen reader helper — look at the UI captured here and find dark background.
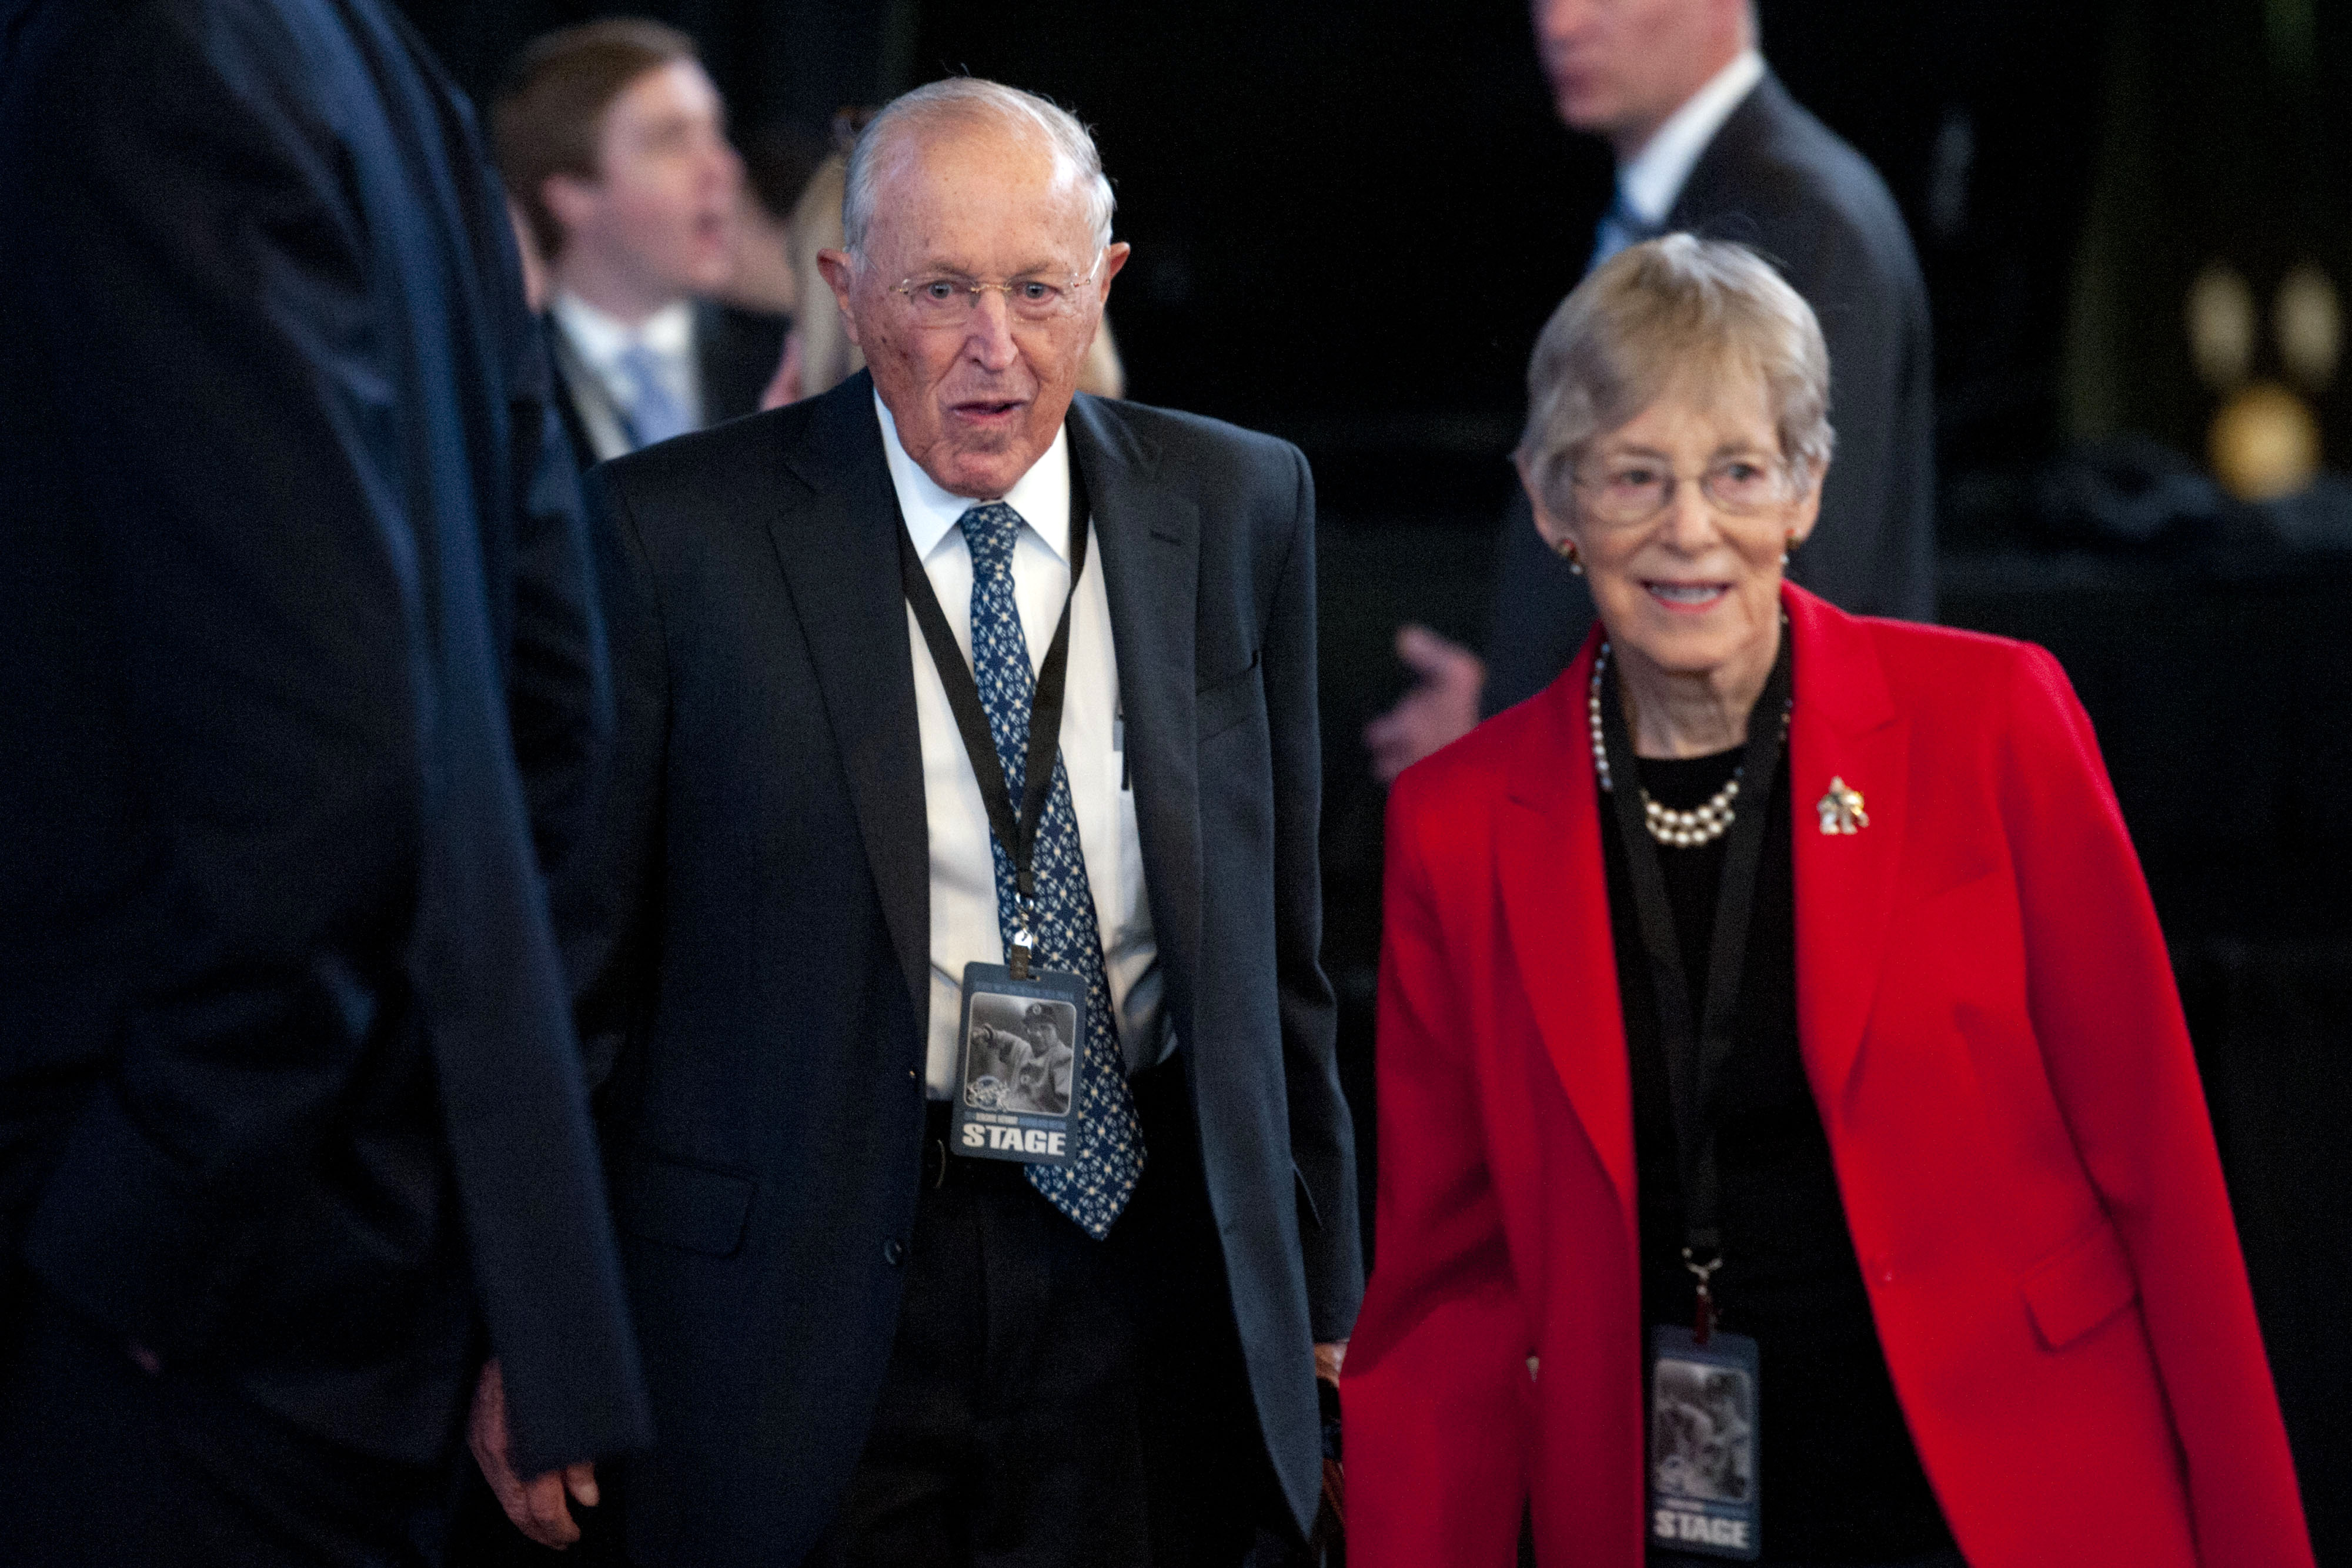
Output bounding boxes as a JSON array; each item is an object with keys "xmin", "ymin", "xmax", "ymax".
[{"xmin": 400, "ymin": 1, "xmax": 2352, "ymax": 1556}]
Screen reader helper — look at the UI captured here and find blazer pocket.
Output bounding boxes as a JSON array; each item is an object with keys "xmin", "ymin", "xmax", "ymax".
[
  {"xmin": 613, "ymin": 1149, "xmax": 756, "ymax": 1258},
  {"xmin": 2022, "ymin": 1217, "xmax": 2138, "ymax": 1350},
  {"xmin": 1293, "ymin": 1162, "xmax": 1324, "ymax": 1234},
  {"xmin": 1195, "ymin": 651, "xmax": 1263, "ymax": 744}
]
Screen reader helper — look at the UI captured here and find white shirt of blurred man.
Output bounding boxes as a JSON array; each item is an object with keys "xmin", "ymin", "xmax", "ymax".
[{"xmin": 1364, "ymin": 0, "xmax": 1761, "ymax": 783}]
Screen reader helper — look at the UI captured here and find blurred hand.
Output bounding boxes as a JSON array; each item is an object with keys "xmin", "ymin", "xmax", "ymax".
[
  {"xmin": 1364, "ymin": 624, "xmax": 1485, "ymax": 784},
  {"xmin": 760, "ymin": 330, "xmax": 806, "ymax": 412},
  {"xmin": 1315, "ymin": 1340, "xmax": 1347, "ymax": 1385},
  {"xmin": 468, "ymin": 1358, "xmax": 599, "ymax": 1550}
]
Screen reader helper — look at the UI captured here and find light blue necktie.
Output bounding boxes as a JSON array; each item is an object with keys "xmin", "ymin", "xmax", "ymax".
[
  {"xmin": 1589, "ymin": 190, "xmax": 1664, "ymax": 272},
  {"xmin": 959, "ymin": 503, "xmax": 1145, "ymax": 1239},
  {"xmin": 613, "ymin": 342, "xmax": 691, "ymax": 449}
]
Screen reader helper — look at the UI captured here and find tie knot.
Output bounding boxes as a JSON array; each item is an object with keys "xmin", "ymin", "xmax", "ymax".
[
  {"xmin": 959, "ymin": 503, "xmax": 1024, "ymax": 576},
  {"xmin": 1609, "ymin": 192, "xmax": 1662, "ymax": 243}
]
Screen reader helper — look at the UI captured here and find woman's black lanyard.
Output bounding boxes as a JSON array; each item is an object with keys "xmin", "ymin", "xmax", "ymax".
[
  {"xmin": 894, "ymin": 449, "xmax": 1091, "ymax": 981},
  {"xmin": 1598, "ymin": 630, "xmax": 1793, "ymax": 1343}
]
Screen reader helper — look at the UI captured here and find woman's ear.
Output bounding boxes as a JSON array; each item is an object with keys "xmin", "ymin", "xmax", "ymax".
[
  {"xmin": 1516, "ymin": 454, "xmax": 1582, "ymax": 559},
  {"xmin": 1784, "ymin": 459, "xmax": 1827, "ymax": 549}
]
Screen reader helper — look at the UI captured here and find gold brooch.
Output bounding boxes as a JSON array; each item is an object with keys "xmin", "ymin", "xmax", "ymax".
[{"xmin": 1817, "ymin": 775, "xmax": 1869, "ymax": 835}]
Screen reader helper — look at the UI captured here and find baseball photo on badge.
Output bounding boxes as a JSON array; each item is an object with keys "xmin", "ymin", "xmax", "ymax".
[
  {"xmin": 1648, "ymin": 1324, "xmax": 1763, "ymax": 1560},
  {"xmin": 951, "ymin": 962, "xmax": 1084, "ymax": 1166}
]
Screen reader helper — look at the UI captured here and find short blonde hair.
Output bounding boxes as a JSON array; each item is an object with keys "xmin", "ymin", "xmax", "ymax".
[{"xmin": 1515, "ymin": 235, "xmax": 1833, "ymax": 520}]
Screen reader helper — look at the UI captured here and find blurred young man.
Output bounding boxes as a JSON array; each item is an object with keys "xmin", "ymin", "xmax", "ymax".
[
  {"xmin": 495, "ymin": 21, "xmax": 781, "ymax": 466},
  {"xmin": 1367, "ymin": 0, "xmax": 1935, "ymax": 781}
]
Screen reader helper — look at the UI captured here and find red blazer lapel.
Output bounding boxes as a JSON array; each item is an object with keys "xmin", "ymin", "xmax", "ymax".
[
  {"xmin": 1496, "ymin": 636, "xmax": 1638, "ymax": 1236},
  {"xmin": 1785, "ymin": 586, "xmax": 1909, "ymax": 1114}
]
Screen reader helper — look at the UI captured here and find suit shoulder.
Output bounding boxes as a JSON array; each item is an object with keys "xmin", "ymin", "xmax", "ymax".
[
  {"xmin": 600, "ymin": 404, "xmax": 801, "ymax": 510},
  {"xmin": 1084, "ymin": 396, "xmax": 1305, "ymax": 487},
  {"xmin": 1692, "ymin": 81, "xmax": 1921, "ymax": 293}
]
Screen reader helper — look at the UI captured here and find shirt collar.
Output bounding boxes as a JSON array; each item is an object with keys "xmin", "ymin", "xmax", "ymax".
[
  {"xmin": 876, "ymin": 391, "xmax": 1074, "ymax": 566},
  {"xmin": 1616, "ymin": 49, "xmax": 1765, "ymax": 226},
  {"xmin": 550, "ymin": 292, "xmax": 697, "ymax": 369}
]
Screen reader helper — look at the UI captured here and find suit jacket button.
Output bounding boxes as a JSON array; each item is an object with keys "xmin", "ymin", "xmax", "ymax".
[{"xmin": 883, "ymin": 1239, "xmax": 907, "ymax": 1267}]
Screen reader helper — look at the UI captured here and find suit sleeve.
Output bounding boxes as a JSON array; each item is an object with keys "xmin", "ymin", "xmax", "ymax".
[
  {"xmin": 2002, "ymin": 646, "xmax": 2314, "ymax": 1565},
  {"xmin": 553, "ymin": 469, "xmax": 670, "ymax": 1094},
  {"xmin": 1341, "ymin": 774, "xmax": 1531, "ymax": 1567},
  {"xmin": 9, "ymin": 5, "xmax": 458, "ymax": 1353},
  {"xmin": 1265, "ymin": 444, "xmax": 1366, "ymax": 1338},
  {"xmin": 1779, "ymin": 213, "xmax": 1936, "ymax": 621},
  {"xmin": 503, "ymin": 316, "xmax": 613, "ymax": 891}
]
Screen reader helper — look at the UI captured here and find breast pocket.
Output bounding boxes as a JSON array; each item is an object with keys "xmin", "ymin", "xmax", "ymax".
[{"xmin": 1195, "ymin": 650, "xmax": 1263, "ymax": 744}]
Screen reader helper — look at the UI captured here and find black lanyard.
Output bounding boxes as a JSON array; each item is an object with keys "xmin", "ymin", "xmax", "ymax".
[
  {"xmin": 1598, "ymin": 632, "xmax": 1792, "ymax": 1339},
  {"xmin": 894, "ymin": 450, "xmax": 1091, "ymax": 979}
]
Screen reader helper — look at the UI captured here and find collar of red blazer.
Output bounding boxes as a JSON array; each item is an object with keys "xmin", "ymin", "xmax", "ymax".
[{"xmin": 1498, "ymin": 583, "xmax": 1907, "ymax": 1221}]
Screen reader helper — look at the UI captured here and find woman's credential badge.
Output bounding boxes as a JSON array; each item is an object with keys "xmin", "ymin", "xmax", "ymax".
[{"xmin": 1816, "ymin": 775, "xmax": 1869, "ymax": 835}]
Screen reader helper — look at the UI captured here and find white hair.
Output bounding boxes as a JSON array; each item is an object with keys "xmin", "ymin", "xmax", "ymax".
[{"xmin": 843, "ymin": 78, "xmax": 1115, "ymax": 259}]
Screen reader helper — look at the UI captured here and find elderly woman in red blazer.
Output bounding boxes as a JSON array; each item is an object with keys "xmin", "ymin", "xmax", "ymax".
[{"xmin": 1342, "ymin": 236, "xmax": 2311, "ymax": 1568}]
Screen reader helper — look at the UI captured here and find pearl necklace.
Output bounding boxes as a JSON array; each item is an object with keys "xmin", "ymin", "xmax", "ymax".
[{"xmin": 1588, "ymin": 640, "xmax": 1790, "ymax": 849}]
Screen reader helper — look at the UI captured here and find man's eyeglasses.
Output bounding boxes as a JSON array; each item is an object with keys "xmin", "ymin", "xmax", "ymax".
[
  {"xmin": 1571, "ymin": 454, "xmax": 1798, "ymax": 529},
  {"xmin": 887, "ymin": 263, "xmax": 1101, "ymax": 327}
]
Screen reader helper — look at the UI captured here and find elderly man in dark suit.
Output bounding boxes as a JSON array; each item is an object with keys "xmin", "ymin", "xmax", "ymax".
[
  {"xmin": 1366, "ymin": 0, "xmax": 1935, "ymax": 778},
  {"xmin": 0, "ymin": 0, "xmax": 649, "ymax": 1562},
  {"xmin": 466, "ymin": 76, "xmax": 1361, "ymax": 1568}
]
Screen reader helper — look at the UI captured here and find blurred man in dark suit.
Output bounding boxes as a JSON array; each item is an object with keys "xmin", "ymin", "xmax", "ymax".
[
  {"xmin": 493, "ymin": 20, "xmax": 783, "ymax": 469},
  {"xmin": 0, "ymin": 0, "xmax": 649, "ymax": 1560},
  {"xmin": 1367, "ymin": 0, "xmax": 1934, "ymax": 779},
  {"xmin": 467, "ymin": 76, "xmax": 1361, "ymax": 1568}
]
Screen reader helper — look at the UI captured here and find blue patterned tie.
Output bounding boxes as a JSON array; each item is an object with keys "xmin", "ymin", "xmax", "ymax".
[
  {"xmin": 614, "ymin": 342, "xmax": 691, "ymax": 448},
  {"xmin": 959, "ymin": 503, "xmax": 1145, "ymax": 1238}
]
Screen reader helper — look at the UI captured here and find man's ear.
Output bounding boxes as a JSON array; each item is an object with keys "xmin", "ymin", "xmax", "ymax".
[
  {"xmin": 816, "ymin": 249, "xmax": 864, "ymax": 349},
  {"xmin": 1095, "ymin": 240, "xmax": 1132, "ymax": 306},
  {"xmin": 540, "ymin": 172, "xmax": 597, "ymax": 244}
]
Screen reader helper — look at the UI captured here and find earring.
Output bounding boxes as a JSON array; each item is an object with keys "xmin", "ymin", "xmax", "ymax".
[
  {"xmin": 1780, "ymin": 529, "xmax": 1796, "ymax": 569},
  {"xmin": 1561, "ymin": 540, "xmax": 1584, "ymax": 577}
]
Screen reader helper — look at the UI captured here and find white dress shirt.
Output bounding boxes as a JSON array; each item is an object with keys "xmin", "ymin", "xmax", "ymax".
[
  {"xmin": 549, "ymin": 293, "xmax": 705, "ymax": 461},
  {"xmin": 1591, "ymin": 49, "xmax": 1766, "ymax": 265},
  {"xmin": 877, "ymin": 394, "xmax": 1164, "ymax": 1097}
]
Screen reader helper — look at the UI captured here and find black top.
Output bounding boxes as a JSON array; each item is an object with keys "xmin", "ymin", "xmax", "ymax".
[{"xmin": 1602, "ymin": 746, "xmax": 1953, "ymax": 1562}]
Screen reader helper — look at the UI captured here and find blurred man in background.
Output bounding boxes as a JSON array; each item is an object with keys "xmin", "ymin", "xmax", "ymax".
[
  {"xmin": 1367, "ymin": 0, "xmax": 1934, "ymax": 780},
  {"xmin": 0, "ymin": 0, "xmax": 648, "ymax": 1560},
  {"xmin": 495, "ymin": 20, "xmax": 783, "ymax": 467}
]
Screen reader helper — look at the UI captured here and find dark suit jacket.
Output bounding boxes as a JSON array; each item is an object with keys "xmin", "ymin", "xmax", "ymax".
[
  {"xmin": 570, "ymin": 373, "xmax": 1363, "ymax": 1565},
  {"xmin": 1485, "ymin": 69, "xmax": 1937, "ymax": 714},
  {"xmin": 0, "ymin": 0, "xmax": 648, "ymax": 1477},
  {"xmin": 547, "ymin": 299, "xmax": 786, "ymax": 472}
]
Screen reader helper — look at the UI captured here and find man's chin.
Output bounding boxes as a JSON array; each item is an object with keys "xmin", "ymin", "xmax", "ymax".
[{"xmin": 928, "ymin": 438, "xmax": 1043, "ymax": 501}]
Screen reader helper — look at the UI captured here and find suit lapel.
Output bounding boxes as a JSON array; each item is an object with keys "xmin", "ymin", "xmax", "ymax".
[
  {"xmin": 1785, "ymin": 586, "xmax": 1907, "ymax": 1112},
  {"xmin": 765, "ymin": 376, "xmax": 930, "ymax": 1024},
  {"xmin": 1498, "ymin": 641, "xmax": 1638, "ymax": 1229},
  {"xmin": 1067, "ymin": 396, "xmax": 1205, "ymax": 1031}
]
